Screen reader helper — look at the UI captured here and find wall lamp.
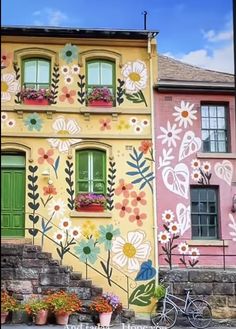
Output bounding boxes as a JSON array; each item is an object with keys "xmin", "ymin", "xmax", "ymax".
[
  {"xmin": 232, "ymin": 194, "xmax": 236, "ymax": 213},
  {"xmin": 41, "ymin": 168, "xmax": 53, "ymax": 185}
]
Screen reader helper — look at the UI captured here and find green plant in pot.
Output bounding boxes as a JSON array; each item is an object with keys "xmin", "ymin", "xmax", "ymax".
[
  {"xmin": 1, "ymin": 290, "xmax": 19, "ymax": 324},
  {"xmin": 153, "ymin": 284, "xmax": 166, "ymax": 301},
  {"xmin": 24, "ymin": 297, "xmax": 49, "ymax": 325}
]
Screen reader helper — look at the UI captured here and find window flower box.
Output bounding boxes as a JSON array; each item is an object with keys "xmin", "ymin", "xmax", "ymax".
[
  {"xmin": 75, "ymin": 193, "xmax": 106, "ymax": 212},
  {"xmin": 20, "ymin": 88, "xmax": 52, "ymax": 105},
  {"xmin": 86, "ymin": 87, "xmax": 114, "ymax": 107},
  {"xmin": 88, "ymin": 100, "xmax": 113, "ymax": 107}
]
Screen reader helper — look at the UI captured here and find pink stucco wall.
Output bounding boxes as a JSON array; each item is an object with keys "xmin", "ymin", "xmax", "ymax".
[{"xmin": 155, "ymin": 92, "xmax": 236, "ymax": 269}]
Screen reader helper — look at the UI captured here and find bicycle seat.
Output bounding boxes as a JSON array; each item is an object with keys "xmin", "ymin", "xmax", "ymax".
[{"xmin": 184, "ymin": 288, "xmax": 192, "ymax": 293}]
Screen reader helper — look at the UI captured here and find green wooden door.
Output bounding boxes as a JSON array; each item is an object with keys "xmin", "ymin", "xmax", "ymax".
[{"xmin": 1, "ymin": 155, "xmax": 26, "ymax": 237}]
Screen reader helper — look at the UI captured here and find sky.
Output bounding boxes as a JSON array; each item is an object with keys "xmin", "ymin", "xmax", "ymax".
[{"xmin": 2, "ymin": 0, "xmax": 234, "ymax": 74}]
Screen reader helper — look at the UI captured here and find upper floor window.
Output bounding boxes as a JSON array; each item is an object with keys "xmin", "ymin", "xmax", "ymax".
[
  {"xmin": 201, "ymin": 104, "xmax": 228, "ymax": 152},
  {"xmin": 76, "ymin": 149, "xmax": 106, "ymax": 195},
  {"xmin": 22, "ymin": 58, "xmax": 51, "ymax": 89},
  {"xmin": 190, "ymin": 186, "xmax": 219, "ymax": 239},
  {"xmin": 86, "ymin": 59, "xmax": 115, "ymax": 104}
]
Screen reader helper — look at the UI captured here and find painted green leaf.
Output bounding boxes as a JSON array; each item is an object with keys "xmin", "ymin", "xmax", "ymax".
[{"xmin": 129, "ymin": 279, "xmax": 155, "ymax": 306}]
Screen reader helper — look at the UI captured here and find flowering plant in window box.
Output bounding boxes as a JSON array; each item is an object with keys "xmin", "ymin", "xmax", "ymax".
[
  {"xmin": 87, "ymin": 87, "xmax": 114, "ymax": 107},
  {"xmin": 20, "ymin": 88, "xmax": 53, "ymax": 105},
  {"xmin": 74, "ymin": 193, "xmax": 106, "ymax": 212}
]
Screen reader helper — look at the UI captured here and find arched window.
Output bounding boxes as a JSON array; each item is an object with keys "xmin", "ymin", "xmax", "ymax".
[
  {"xmin": 86, "ymin": 59, "xmax": 115, "ymax": 104},
  {"xmin": 22, "ymin": 58, "xmax": 51, "ymax": 89},
  {"xmin": 76, "ymin": 149, "xmax": 106, "ymax": 195}
]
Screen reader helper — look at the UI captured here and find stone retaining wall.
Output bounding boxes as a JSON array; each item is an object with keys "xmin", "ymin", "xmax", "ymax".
[{"xmin": 159, "ymin": 269, "xmax": 236, "ymax": 319}]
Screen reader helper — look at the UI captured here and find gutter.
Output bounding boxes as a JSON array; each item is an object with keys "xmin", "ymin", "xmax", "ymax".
[{"xmin": 148, "ymin": 34, "xmax": 159, "ymax": 284}]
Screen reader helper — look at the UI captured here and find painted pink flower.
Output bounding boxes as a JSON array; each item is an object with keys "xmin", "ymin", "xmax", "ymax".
[
  {"xmin": 130, "ymin": 191, "xmax": 147, "ymax": 206},
  {"xmin": 129, "ymin": 208, "xmax": 147, "ymax": 226},
  {"xmin": 38, "ymin": 148, "xmax": 54, "ymax": 165},
  {"xmin": 100, "ymin": 118, "xmax": 111, "ymax": 131},
  {"xmin": 115, "ymin": 199, "xmax": 131, "ymax": 217},
  {"xmin": 139, "ymin": 140, "xmax": 152, "ymax": 154},
  {"xmin": 59, "ymin": 86, "xmax": 76, "ymax": 104},
  {"xmin": 43, "ymin": 185, "xmax": 57, "ymax": 196},
  {"xmin": 115, "ymin": 179, "xmax": 133, "ymax": 198},
  {"xmin": 1, "ymin": 50, "xmax": 13, "ymax": 68}
]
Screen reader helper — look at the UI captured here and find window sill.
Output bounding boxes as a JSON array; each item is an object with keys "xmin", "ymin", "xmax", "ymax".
[
  {"xmin": 70, "ymin": 210, "xmax": 112, "ymax": 218},
  {"xmin": 187, "ymin": 240, "xmax": 229, "ymax": 247},
  {"xmin": 197, "ymin": 152, "xmax": 236, "ymax": 159}
]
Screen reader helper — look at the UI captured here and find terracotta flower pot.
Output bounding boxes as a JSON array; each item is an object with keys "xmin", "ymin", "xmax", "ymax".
[
  {"xmin": 99, "ymin": 312, "xmax": 112, "ymax": 326},
  {"xmin": 55, "ymin": 312, "xmax": 70, "ymax": 325},
  {"xmin": 35, "ymin": 310, "xmax": 48, "ymax": 325},
  {"xmin": 1, "ymin": 311, "xmax": 9, "ymax": 324}
]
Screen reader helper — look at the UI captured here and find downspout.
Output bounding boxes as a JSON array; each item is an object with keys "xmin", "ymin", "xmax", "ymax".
[{"xmin": 148, "ymin": 33, "xmax": 159, "ymax": 284}]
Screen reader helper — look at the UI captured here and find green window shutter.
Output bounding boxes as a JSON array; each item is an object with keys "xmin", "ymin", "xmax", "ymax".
[{"xmin": 76, "ymin": 149, "xmax": 106, "ymax": 195}]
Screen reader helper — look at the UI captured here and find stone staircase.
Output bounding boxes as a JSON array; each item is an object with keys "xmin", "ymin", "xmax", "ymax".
[{"xmin": 1, "ymin": 243, "xmax": 135, "ymax": 325}]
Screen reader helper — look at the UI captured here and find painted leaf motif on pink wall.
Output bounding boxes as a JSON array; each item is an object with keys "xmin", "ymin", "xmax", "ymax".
[
  {"xmin": 214, "ymin": 160, "xmax": 233, "ymax": 185},
  {"xmin": 229, "ymin": 214, "xmax": 236, "ymax": 241},
  {"xmin": 162, "ymin": 163, "xmax": 189, "ymax": 199},
  {"xmin": 176, "ymin": 203, "xmax": 191, "ymax": 235},
  {"xmin": 179, "ymin": 131, "xmax": 201, "ymax": 161}
]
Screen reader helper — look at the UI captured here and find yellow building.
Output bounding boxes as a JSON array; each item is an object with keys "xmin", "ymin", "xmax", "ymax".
[{"xmin": 1, "ymin": 26, "xmax": 158, "ymax": 315}]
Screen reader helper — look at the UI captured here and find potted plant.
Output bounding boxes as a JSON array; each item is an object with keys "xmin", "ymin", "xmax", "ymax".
[
  {"xmin": 45, "ymin": 290, "xmax": 82, "ymax": 325},
  {"xmin": 90, "ymin": 293, "xmax": 122, "ymax": 327},
  {"xmin": 20, "ymin": 88, "xmax": 52, "ymax": 105},
  {"xmin": 24, "ymin": 296, "xmax": 49, "ymax": 325},
  {"xmin": 1, "ymin": 290, "xmax": 19, "ymax": 324},
  {"xmin": 74, "ymin": 193, "xmax": 106, "ymax": 212},
  {"xmin": 86, "ymin": 87, "xmax": 114, "ymax": 107},
  {"xmin": 153, "ymin": 284, "xmax": 166, "ymax": 301}
]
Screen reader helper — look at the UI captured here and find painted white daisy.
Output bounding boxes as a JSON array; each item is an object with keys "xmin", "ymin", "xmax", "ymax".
[
  {"xmin": 129, "ymin": 117, "xmax": 138, "ymax": 126},
  {"xmin": 178, "ymin": 242, "xmax": 189, "ymax": 255},
  {"xmin": 59, "ymin": 217, "xmax": 72, "ymax": 230},
  {"xmin": 189, "ymin": 247, "xmax": 200, "ymax": 260},
  {"xmin": 173, "ymin": 101, "xmax": 197, "ymax": 128},
  {"xmin": 158, "ymin": 230, "xmax": 171, "ymax": 244},
  {"xmin": 48, "ymin": 198, "xmax": 66, "ymax": 219},
  {"xmin": 191, "ymin": 170, "xmax": 201, "ymax": 182},
  {"xmin": 1, "ymin": 112, "xmax": 8, "ymax": 122},
  {"xmin": 134, "ymin": 125, "xmax": 143, "ymax": 134},
  {"xmin": 53, "ymin": 231, "xmax": 66, "ymax": 244},
  {"xmin": 61, "ymin": 65, "xmax": 70, "ymax": 75},
  {"xmin": 69, "ymin": 226, "xmax": 82, "ymax": 239},
  {"xmin": 141, "ymin": 119, "xmax": 150, "ymax": 127},
  {"xmin": 64, "ymin": 75, "xmax": 74, "ymax": 85},
  {"xmin": 48, "ymin": 117, "xmax": 81, "ymax": 153},
  {"xmin": 157, "ymin": 121, "xmax": 182, "ymax": 147},
  {"xmin": 112, "ymin": 230, "xmax": 151, "ymax": 273},
  {"xmin": 6, "ymin": 119, "xmax": 16, "ymax": 128},
  {"xmin": 169, "ymin": 222, "xmax": 180, "ymax": 234},
  {"xmin": 1, "ymin": 73, "xmax": 20, "ymax": 102},
  {"xmin": 162, "ymin": 210, "xmax": 175, "ymax": 222},
  {"xmin": 121, "ymin": 60, "xmax": 147, "ymax": 94},
  {"xmin": 191, "ymin": 159, "xmax": 201, "ymax": 169},
  {"xmin": 202, "ymin": 161, "xmax": 211, "ymax": 173},
  {"xmin": 71, "ymin": 65, "xmax": 80, "ymax": 75}
]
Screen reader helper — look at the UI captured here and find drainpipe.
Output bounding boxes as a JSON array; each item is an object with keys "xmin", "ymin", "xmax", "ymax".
[{"xmin": 148, "ymin": 33, "xmax": 159, "ymax": 284}]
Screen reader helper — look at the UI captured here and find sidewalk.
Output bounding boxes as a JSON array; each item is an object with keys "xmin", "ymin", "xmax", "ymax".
[{"xmin": 3, "ymin": 325, "xmax": 236, "ymax": 329}]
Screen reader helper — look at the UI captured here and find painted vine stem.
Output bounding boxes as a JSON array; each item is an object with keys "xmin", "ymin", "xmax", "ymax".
[
  {"xmin": 65, "ymin": 160, "xmax": 74, "ymax": 210},
  {"xmin": 27, "ymin": 165, "xmax": 40, "ymax": 238},
  {"xmin": 106, "ymin": 160, "xmax": 116, "ymax": 211}
]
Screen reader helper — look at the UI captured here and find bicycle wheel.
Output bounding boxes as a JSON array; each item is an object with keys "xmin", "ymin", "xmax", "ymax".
[
  {"xmin": 151, "ymin": 300, "xmax": 178, "ymax": 329},
  {"xmin": 187, "ymin": 299, "xmax": 212, "ymax": 328}
]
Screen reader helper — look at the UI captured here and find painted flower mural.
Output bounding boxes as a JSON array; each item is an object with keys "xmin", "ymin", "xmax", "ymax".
[
  {"xmin": 122, "ymin": 60, "xmax": 147, "ymax": 94},
  {"xmin": 38, "ymin": 148, "xmax": 54, "ymax": 165},
  {"xmin": 98, "ymin": 224, "xmax": 120, "ymax": 251},
  {"xmin": 60, "ymin": 43, "xmax": 78, "ymax": 64},
  {"xmin": 74, "ymin": 238, "xmax": 100, "ymax": 264},
  {"xmin": 157, "ymin": 121, "xmax": 182, "ymax": 147},
  {"xmin": 59, "ymin": 86, "xmax": 76, "ymax": 104},
  {"xmin": 48, "ymin": 116, "xmax": 81, "ymax": 153},
  {"xmin": 112, "ymin": 230, "xmax": 151, "ymax": 273},
  {"xmin": 1, "ymin": 73, "xmax": 20, "ymax": 102},
  {"xmin": 24, "ymin": 113, "xmax": 43, "ymax": 131},
  {"xmin": 173, "ymin": 101, "xmax": 197, "ymax": 128},
  {"xmin": 1, "ymin": 50, "xmax": 13, "ymax": 68},
  {"xmin": 47, "ymin": 198, "xmax": 66, "ymax": 219}
]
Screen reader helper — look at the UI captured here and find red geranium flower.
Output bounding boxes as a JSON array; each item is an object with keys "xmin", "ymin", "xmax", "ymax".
[
  {"xmin": 43, "ymin": 185, "xmax": 57, "ymax": 196},
  {"xmin": 139, "ymin": 140, "xmax": 152, "ymax": 154}
]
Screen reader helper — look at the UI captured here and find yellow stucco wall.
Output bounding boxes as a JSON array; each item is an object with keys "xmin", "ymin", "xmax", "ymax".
[{"xmin": 1, "ymin": 34, "xmax": 158, "ymax": 315}]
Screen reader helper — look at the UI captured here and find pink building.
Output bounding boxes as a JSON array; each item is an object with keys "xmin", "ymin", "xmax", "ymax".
[{"xmin": 154, "ymin": 55, "xmax": 236, "ymax": 269}]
